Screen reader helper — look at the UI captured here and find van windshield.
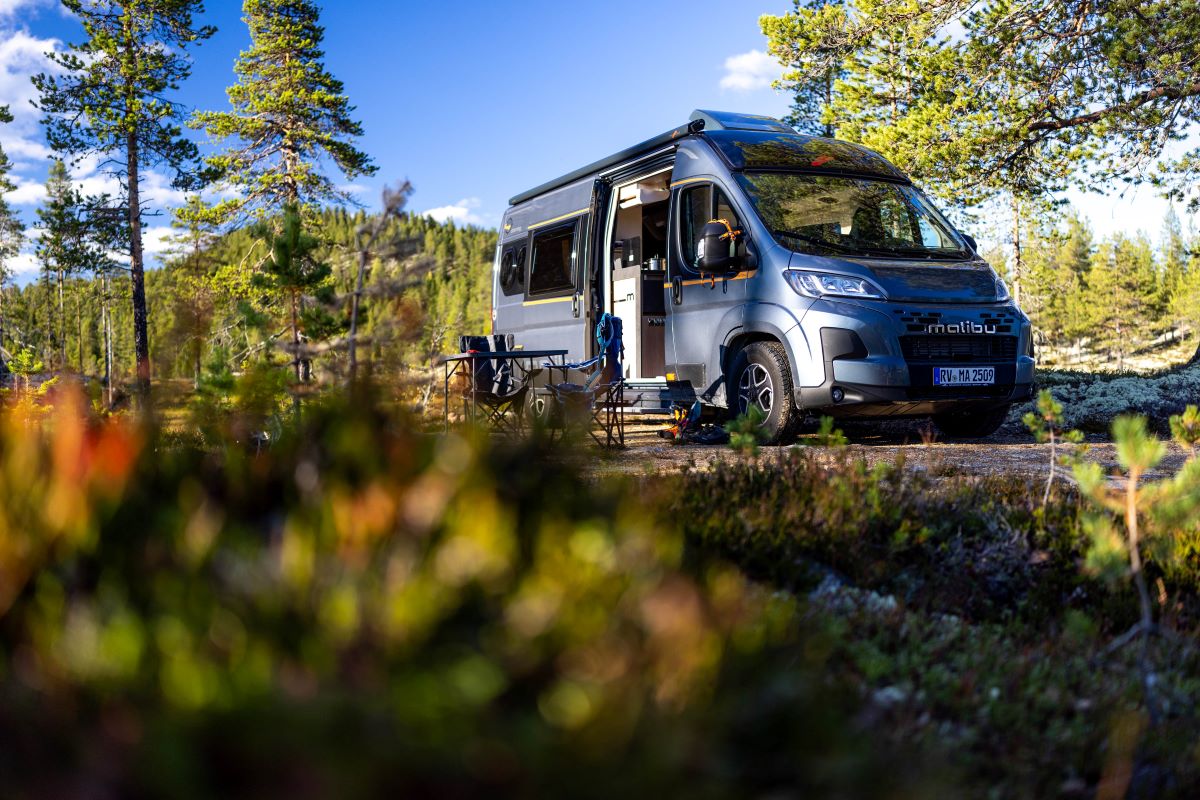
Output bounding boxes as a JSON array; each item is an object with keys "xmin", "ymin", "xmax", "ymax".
[{"xmin": 735, "ymin": 172, "xmax": 971, "ymax": 260}]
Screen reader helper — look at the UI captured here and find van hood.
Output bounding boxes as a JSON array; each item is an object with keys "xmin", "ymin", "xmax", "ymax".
[{"xmin": 796, "ymin": 256, "xmax": 1006, "ymax": 303}]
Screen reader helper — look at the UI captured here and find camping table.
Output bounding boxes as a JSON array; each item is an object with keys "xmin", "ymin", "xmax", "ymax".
[{"xmin": 439, "ymin": 349, "xmax": 569, "ymax": 430}]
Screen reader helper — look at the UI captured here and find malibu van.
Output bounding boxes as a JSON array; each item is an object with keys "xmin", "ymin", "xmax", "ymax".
[{"xmin": 493, "ymin": 110, "xmax": 1034, "ymax": 443}]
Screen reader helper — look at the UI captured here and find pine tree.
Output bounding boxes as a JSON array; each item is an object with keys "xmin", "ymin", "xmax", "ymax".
[
  {"xmin": 0, "ymin": 106, "xmax": 24, "ymax": 353},
  {"xmin": 1162, "ymin": 208, "xmax": 1188, "ymax": 335},
  {"xmin": 762, "ymin": 1, "xmax": 848, "ymax": 136},
  {"xmin": 254, "ymin": 206, "xmax": 331, "ymax": 396},
  {"xmin": 763, "ymin": 1, "xmax": 1200, "ymax": 209},
  {"xmin": 189, "ymin": 0, "xmax": 377, "ymax": 226},
  {"xmin": 35, "ymin": 160, "xmax": 80, "ymax": 368},
  {"xmin": 33, "ymin": 0, "xmax": 214, "ymax": 397},
  {"xmin": 168, "ymin": 196, "xmax": 220, "ymax": 387},
  {"xmin": 1084, "ymin": 234, "xmax": 1161, "ymax": 370}
]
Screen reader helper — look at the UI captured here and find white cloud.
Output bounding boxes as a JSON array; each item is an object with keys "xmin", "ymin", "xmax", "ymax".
[
  {"xmin": 0, "ymin": 29, "xmax": 60, "ymax": 165},
  {"xmin": 422, "ymin": 197, "xmax": 486, "ymax": 226},
  {"xmin": 142, "ymin": 225, "xmax": 176, "ymax": 256},
  {"xmin": 3, "ymin": 250, "xmax": 37, "ymax": 276},
  {"xmin": 719, "ymin": 49, "xmax": 779, "ymax": 92},
  {"xmin": 6, "ymin": 174, "xmax": 44, "ymax": 205},
  {"xmin": 0, "ymin": 0, "xmax": 51, "ymax": 19}
]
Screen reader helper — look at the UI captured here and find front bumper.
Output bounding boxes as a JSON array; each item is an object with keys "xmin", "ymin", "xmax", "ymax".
[{"xmin": 786, "ymin": 299, "xmax": 1035, "ymax": 418}]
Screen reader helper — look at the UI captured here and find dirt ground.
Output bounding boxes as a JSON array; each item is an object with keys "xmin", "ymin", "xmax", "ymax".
[{"xmin": 588, "ymin": 416, "xmax": 1194, "ymax": 483}]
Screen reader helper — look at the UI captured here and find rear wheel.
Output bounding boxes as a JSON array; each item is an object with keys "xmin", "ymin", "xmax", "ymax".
[
  {"xmin": 729, "ymin": 341, "xmax": 800, "ymax": 445},
  {"xmin": 932, "ymin": 404, "xmax": 1011, "ymax": 439},
  {"xmin": 526, "ymin": 389, "xmax": 555, "ymax": 427}
]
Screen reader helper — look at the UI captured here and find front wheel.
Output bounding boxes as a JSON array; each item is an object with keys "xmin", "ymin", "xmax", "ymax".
[
  {"xmin": 729, "ymin": 341, "xmax": 800, "ymax": 445},
  {"xmin": 932, "ymin": 404, "xmax": 1011, "ymax": 439}
]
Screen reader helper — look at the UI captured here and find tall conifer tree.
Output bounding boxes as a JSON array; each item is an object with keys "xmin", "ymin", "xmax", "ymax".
[
  {"xmin": 0, "ymin": 106, "xmax": 25, "ymax": 351},
  {"xmin": 35, "ymin": 160, "xmax": 80, "ymax": 368},
  {"xmin": 33, "ymin": 0, "xmax": 214, "ymax": 397},
  {"xmin": 190, "ymin": 0, "xmax": 377, "ymax": 225}
]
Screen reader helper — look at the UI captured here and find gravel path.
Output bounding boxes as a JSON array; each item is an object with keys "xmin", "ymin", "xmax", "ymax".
[{"xmin": 589, "ymin": 417, "xmax": 1193, "ymax": 482}]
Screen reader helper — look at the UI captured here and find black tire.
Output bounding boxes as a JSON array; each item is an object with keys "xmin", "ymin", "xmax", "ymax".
[
  {"xmin": 932, "ymin": 404, "xmax": 1011, "ymax": 439},
  {"xmin": 729, "ymin": 341, "xmax": 800, "ymax": 445},
  {"xmin": 526, "ymin": 389, "xmax": 555, "ymax": 427}
]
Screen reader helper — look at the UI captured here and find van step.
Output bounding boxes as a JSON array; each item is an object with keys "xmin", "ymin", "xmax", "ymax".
[{"xmin": 620, "ymin": 380, "xmax": 702, "ymax": 412}]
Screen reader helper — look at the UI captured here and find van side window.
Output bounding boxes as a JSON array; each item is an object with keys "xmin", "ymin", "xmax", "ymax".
[
  {"xmin": 528, "ymin": 223, "xmax": 576, "ymax": 295},
  {"xmin": 680, "ymin": 184, "xmax": 713, "ymax": 270}
]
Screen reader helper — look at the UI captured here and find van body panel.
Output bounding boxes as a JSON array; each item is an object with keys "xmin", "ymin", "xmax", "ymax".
[{"xmin": 494, "ymin": 111, "xmax": 1035, "ymax": 423}]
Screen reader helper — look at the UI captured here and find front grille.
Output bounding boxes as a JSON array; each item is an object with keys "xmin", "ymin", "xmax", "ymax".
[{"xmin": 900, "ymin": 335, "xmax": 1018, "ymax": 363}]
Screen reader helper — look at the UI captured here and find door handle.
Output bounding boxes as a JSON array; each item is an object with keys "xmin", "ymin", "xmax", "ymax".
[
  {"xmin": 572, "ymin": 293, "xmax": 581, "ymax": 318},
  {"xmin": 671, "ymin": 276, "xmax": 683, "ymax": 306}
]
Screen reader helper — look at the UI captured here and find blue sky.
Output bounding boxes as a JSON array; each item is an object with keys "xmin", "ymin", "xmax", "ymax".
[{"xmin": 0, "ymin": 0, "xmax": 1193, "ymax": 281}]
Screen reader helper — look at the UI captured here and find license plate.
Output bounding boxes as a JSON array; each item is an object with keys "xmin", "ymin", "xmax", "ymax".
[{"xmin": 933, "ymin": 366, "xmax": 995, "ymax": 386}]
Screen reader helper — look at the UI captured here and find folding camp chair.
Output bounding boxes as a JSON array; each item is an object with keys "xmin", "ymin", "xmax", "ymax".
[
  {"xmin": 544, "ymin": 314, "xmax": 633, "ymax": 448},
  {"xmin": 458, "ymin": 334, "xmax": 534, "ymax": 434}
]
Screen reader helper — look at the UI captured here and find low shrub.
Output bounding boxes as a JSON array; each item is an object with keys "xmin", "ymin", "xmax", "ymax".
[
  {"xmin": 0, "ymin": 390, "xmax": 938, "ymax": 798},
  {"xmin": 1021, "ymin": 364, "xmax": 1200, "ymax": 433}
]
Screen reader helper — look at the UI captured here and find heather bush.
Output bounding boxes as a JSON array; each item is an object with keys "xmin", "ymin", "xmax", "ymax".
[
  {"xmin": 0, "ymin": 388, "xmax": 938, "ymax": 798},
  {"xmin": 5, "ymin": 387, "xmax": 1200, "ymax": 796}
]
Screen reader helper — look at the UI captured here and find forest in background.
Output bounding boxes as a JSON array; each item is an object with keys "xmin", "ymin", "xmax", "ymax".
[{"xmin": 1, "ymin": 208, "xmax": 494, "ymax": 401}]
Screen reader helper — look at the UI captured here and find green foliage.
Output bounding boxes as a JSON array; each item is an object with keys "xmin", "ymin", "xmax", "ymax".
[
  {"xmin": 33, "ymin": 0, "xmax": 216, "ymax": 394},
  {"xmin": 1170, "ymin": 405, "xmax": 1200, "ymax": 455},
  {"xmin": 1023, "ymin": 390, "xmax": 1087, "ymax": 506},
  {"xmin": 0, "ymin": 105, "xmax": 22, "ymax": 294},
  {"xmin": 189, "ymin": 0, "xmax": 377, "ymax": 226},
  {"xmin": 8, "ymin": 345, "xmax": 43, "ymax": 381},
  {"xmin": 763, "ymin": 1, "xmax": 1200, "ymax": 209},
  {"xmin": 0, "ymin": 395, "xmax": 951, "ymax": 797},
  {"xmin": 1113, "ymin": 414, "xmax": 1167, "ymax": 475},
  {"xmin": 796, "ymin": 415, "xmax": 848, "ymax": 447},
  {"xmin": 725, "ymin": 406, "xmax": 766, "ymax": 457}
]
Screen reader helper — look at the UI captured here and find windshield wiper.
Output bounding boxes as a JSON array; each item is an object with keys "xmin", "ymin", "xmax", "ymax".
[{"xmin": 865, "ymin": 245, "xmax": 970, "ymax": 260}]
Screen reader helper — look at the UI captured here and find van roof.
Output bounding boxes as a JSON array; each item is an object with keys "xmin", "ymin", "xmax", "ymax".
[{"xmin": 507, "ymin": 110, "xmax": 907, "ymax": 206}]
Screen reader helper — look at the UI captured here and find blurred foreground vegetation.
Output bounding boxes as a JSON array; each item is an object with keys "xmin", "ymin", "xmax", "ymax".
[{"xmin": 1, "ymin": 384, "xmax": 1200, "ymax": 797}]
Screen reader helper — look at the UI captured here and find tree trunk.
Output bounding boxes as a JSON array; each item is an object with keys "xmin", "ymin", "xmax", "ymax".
[
  {"xmin": 76, "ymin": 283, "xmax": 83, "ymax": 373},
  {"xmin": 1010, "ymin": 195, "xmax": 1023, "ymax": 307},
  {"xmin": 348, "ymin": 245, "xmax": 368, "ymax": 383},
  {"xmin": 103, "ymin": 271, "xmax": 114, "ymax": 409},
  {"xmin": 1188, "ymin": 337, "xmax": 1200, "ymax": 367},
  {"xmin": 127, "ymin": 130, "xmax": 151, "ymax": 400},
  {"xmin": 57, "ymin": 267, "xmax": 64, "ymax": 369},
  {"xmin": 290, "ymin": 288, "xmax": 302, "ymax": 416}
]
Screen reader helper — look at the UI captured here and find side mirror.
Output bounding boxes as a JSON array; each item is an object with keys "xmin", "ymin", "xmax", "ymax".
[
  {"xmin": 697, "ymin": 219, "xmax": 744, "ymax": 273},
  {"xmin": 962, "ymin": 233, "xmax": 978, "ymax": 254}
]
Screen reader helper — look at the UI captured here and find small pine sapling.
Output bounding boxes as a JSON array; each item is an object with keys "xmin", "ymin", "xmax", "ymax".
[
  {"xmin": 795, "ymin": 415, "xmax": 848, "ymax": 448},
  {"xmin": 1023, "ymin": 389, "xmax": 1087, "ymax": 507},
  {"xmin": 1072, "ymin": 415, "xmax": 1200, "ymax": 721},
  {"xmin": 1169, "ymin": 405, "xmax": 1200, "ymax": 457},
  {"xmin": 725, "ymin": 406, "xmax": 766, "ymax": 458},
  {"xmin": 8, "ymin": 347, "xmax": 43, "ymax": 397}
]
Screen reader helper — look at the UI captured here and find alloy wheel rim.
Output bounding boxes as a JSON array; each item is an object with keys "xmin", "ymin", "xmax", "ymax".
[{"xmin": 738, "ymin": 363, "xmax": 773, "ymax": 422}]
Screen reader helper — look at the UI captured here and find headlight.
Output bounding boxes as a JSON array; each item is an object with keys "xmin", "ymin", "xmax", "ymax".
[
  {"xmin": 994, "ymin": 275, "xmax": 1010, "ymax": 302},
  {"xmin": 783, "ymin": 270, "xmax": 888, "ymax": 301}
]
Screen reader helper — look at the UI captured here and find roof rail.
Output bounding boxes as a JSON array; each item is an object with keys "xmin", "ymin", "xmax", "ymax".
[{"xmin": 507, "ymin": 111, "xmax": 794, "ymax": 207}]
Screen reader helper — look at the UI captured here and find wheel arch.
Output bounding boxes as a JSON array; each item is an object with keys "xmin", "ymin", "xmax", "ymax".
[{"xmin": 720, "ymin": 313, "xmax": 803, "ymax": 388}]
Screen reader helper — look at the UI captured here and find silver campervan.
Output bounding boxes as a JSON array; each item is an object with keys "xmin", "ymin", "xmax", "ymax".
[{"xmin": 493, "ymin": 110, "xmax": 1034, "ymax": 443}]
